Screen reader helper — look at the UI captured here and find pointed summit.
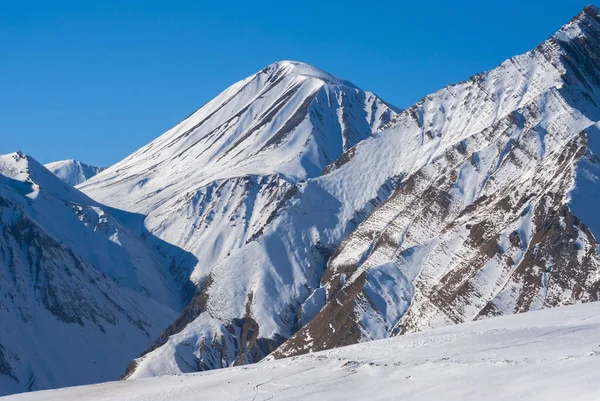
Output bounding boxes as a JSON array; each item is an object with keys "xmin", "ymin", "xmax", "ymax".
[
  {"xmin": 261, "ymin": 60, "xmax": 360, "ymax": 88},
  {"xmin": 555, "ymin": 4, "xmax": 600, "ymax": 41},
  {"xmin": 578, "ymin": 4, "xmax": 600, "ymax": 27}
]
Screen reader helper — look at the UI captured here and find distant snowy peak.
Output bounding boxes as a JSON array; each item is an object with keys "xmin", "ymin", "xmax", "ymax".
[
  {"xmin": 1, "ymin": 152, "xmax": 93, "ymax": 205},
  {"xmin": 44, "ymin": 159, "xmax": 105, "ymax": 186}
]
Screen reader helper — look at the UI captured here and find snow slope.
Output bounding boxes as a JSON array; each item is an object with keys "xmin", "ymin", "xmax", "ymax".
[
  {"xmin": 44, "ymin": 160, "xmax": 105, "ymax": 186},
  {"xmin": 6, "ymin": 301, "xmax": 600, "ymax": 401},
  {"xmin": 80, "ymin": 60, "xmax": 399, "ymax": 214},
  {"xmin": 0, "ymin": 152, "xmax": 182, "ymax": 395},
  {"xmin": 79, "ymin": 61, "xmax": 399, "ymax": 278}
]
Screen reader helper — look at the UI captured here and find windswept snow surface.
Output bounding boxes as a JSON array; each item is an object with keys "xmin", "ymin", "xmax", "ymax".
[
  {"xmin": 6, "ymin": 302, "xmax": 600, "ymax": 401},
  {"xmin": 44, "ymin": 160, "xmax": 104, "ymax": 186}
]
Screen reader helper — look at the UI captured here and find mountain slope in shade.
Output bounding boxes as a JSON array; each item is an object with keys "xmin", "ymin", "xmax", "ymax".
[
  {"xmin": 124, "ymin": 5, "xmax": 600, "ymax": 376},
  {"xmin": 8, "ymin": 302, "xmax": 600, "ymax": 401},
  {"xmin": 0, "ymin": 152, "xmax": 183, "ymax": 396},
  {"xmin": 44, "ymin": 159, "xmax": 105, "ymax": 186}
]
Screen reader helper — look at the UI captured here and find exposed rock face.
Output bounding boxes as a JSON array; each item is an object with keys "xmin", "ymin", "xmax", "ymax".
[{"xmin": 273, "ymin": 6, "xmax": 600, "ymax": 358}]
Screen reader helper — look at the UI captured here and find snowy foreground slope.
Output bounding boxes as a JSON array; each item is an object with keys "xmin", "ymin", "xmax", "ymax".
[
  {"xmin": 44, "ymin": 160, "xmax": 104, "ymax": 186},
  {"xmin": 6, "ymin": 302, "xmax": 600, "ymax": 401}
]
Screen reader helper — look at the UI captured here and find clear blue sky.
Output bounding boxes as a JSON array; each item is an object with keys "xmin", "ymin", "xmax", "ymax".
[{"xmin": 0, "ymin": 0, "xmax": 593, "ymax": 166}]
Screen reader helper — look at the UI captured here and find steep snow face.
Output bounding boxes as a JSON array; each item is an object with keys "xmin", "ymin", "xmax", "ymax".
[
  {"xmin": 9, "ymin": 302, "xmax": 600, "ymax": 401},
  {"xmin": 0, "ymin": 152, "xmax": 181, "ymax": 396},
  {"xmin": 125, "ymin": 6, "xmax": 600, "ymax": 375},
  {"xmin": 44, "ymin": 160, "xmax": 105, "ymax": 186}
]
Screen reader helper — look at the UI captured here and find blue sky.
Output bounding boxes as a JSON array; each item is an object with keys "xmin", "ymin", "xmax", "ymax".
[{"xmin": 0, "ymin": 0, "xmax": 593, "ymax": 166}]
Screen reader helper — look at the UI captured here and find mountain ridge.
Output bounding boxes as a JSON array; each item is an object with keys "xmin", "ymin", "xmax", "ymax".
[{"xmin": 273, "ymin": 3, "xmax": 600, "ymax": 357}]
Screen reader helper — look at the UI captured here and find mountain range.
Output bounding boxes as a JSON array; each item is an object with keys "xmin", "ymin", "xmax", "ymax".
[{"xmin": 2, "ymin": 4, "xmax": 600, "ymax": 397}]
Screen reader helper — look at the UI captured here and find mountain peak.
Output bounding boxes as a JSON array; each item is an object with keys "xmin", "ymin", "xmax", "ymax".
[
  {"xmin": 261, "ymin": 60, "xmax": 358, "ymax": 88},
  {"xmin": 547, "ymin": 4, "xmax": 600, "ymax": 44},
  {"xmin": 80, "ymin": 57, "xmax": 398, "ymax": 213},
  {"xmin": 45, "ymin": 159, "xmax": 105, "ymax": 186},
  {"xmin": 0, "ymin": 151, "xmax": 34, "ymax": 178}
]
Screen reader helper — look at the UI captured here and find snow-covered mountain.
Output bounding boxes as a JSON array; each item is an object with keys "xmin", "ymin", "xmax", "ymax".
[
  {"xmin": 44, "ymin": 159, "xmax": 105, "ymax": 186},
  {"xmin": 7, "ymin": 301, "xmax": 600, "ymax": 401},
  {"xmin": 77, "ymin": 61, "xmax": 400, "ymax": 372},
  {"xmin": 0, "ymin": 152, "xmax": 183, "ymax": 395},
  {"xmin": 5, "ymin": 5, "xmax": 600, "ymax": 395},
  {"xmin": 96, "ymin": 6, "xmax": 600, "ymax": 378}
]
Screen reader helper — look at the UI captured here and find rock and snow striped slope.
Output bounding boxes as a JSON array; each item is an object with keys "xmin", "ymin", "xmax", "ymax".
[
  {"xmin": 6, "ymin": 301, "xmax": 600, "ymax": 401},
  {"xmin": 274, "ymin": 5, "xmax": 600, "ymax": 357}
]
